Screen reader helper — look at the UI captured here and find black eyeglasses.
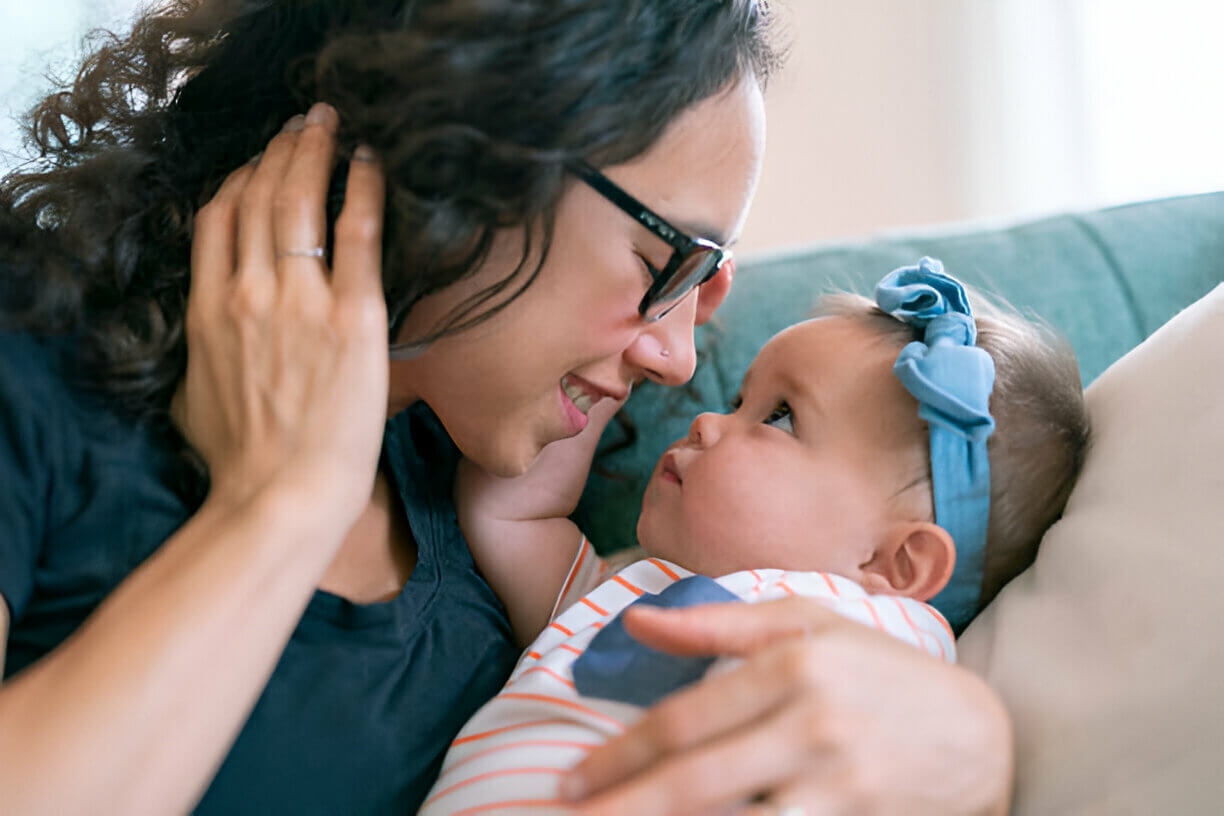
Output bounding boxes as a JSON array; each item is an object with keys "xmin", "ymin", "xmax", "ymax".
[{"xmin": 570, "ymin": 160, "xmax": 732, "ymax": 321}]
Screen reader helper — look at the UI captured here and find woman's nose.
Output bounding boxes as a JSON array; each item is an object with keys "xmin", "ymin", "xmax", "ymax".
[
  {"xmin": 623, "ymin": 295, "xmax": 699, "ymax": 386},
  {"xmin": 688, "ymin": 411, "xmax": 724, "ymax": 447}
]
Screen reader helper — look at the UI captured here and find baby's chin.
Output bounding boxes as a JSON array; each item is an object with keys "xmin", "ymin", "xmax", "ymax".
[{"xmin": 636, "ymin": 523, "xmax": 728, "ymax": 577}]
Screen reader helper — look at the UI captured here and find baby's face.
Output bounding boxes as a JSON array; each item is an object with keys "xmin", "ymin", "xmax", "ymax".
[{"xmin": 637, "ymin": 317, "xmax": 932, "ymax": 579}]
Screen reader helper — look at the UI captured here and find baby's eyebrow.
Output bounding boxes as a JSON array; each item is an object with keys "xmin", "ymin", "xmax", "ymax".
[{"xmin": 778, "ymin": 369, "xmax": 825, "ymax": 418}]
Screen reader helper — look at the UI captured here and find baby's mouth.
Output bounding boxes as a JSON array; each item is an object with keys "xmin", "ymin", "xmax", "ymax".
[{"xmin": 660, "ymin": 450, "xmax": 682, "ymax": 484}]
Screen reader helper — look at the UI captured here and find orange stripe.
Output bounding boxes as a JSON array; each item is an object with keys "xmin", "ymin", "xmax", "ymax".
[
  {"xmin": 861, "ymin": 597, "xmax": 886, "ymax": 632},
  {"xmin": 748, "ymin": 569, "xmax": 763, "ymax": 582},
  {"xmin": 591, "ymin": 621, "xmax": 604, "ymax": 629},
  {"xmin": 497, "ymin": 693, "xmax": 626, "ymax": 729},
  {"xmin": 424, "ymin": 767, "xmax": 565, "ymax": 807},
  {"xmin": 648, "ymin": 558, "xmax": 681, "ymax": 580},
  {"xmin": 777, "ymin": 580, "xmax": 796, "ymax": 597},
  {"xmin": 580, "ymin": 597, "xmax": 609, "ymax": 615},
  {"xmin": 436, "ymin": 740, "xmax": 598, "ymax": 784},
  {"xmin": 612, "ymin": 575, "xmax": 645, "ymax": 596},
  {"xmin": 819, "ymin": 572, "xmax": 841, "ymax": 596},
  {"xmin": 559, "ymin": 643, "xmax": 583, "ymax": 656},
  {"xmin": 511, "ymin": 666, "xmax": 576, "ymax": 689},
  {"xmin": 549, "ymin": 621, "xmax": 574, "ymax": 636},
  {"xmin": 453, "ymin": 799, "xmax": 567, "ymax": 815},
  {"xmin": 526, "ymin": 651, "xmax": 542, "ymax": 660},
  {"xmin": 892, "ymin": 597, "xmax": 945, "ymax": 659},
  {"xmin": 931, "ymin": 609, "xmax": 955, "ymax": 643},
  {"xmin": 556, "ymin": 537, "xmax": 589, "ymax": 608},
  {"xmin": 451, "ymin": 718, "xmax": 572, "ymax": 747},
  {"xmin": 892, "ymin": 597, "xmax": 926, "ymax": 647}
]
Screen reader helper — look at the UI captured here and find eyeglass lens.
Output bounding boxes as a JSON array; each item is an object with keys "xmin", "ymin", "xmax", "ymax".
[{"xmin": 642, "ymin": 247, "xmax": 723, "ymax": 319}]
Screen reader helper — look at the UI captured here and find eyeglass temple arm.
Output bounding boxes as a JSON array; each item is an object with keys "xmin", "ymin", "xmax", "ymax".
[{"xmin": 568, "ymin": 161, "xmax": 693, "ymax": 253}]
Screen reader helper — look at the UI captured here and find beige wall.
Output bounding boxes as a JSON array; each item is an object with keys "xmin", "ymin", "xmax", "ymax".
[
  {"xmin": 737, "ymin": 0, "xmax": 1224, "ymax": 258},
  {"xmin": 739, "ymin": 2, "xmax": 978, "ymax": 256}
]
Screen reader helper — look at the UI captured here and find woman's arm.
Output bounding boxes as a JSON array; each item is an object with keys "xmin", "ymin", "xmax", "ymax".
[
  {"xmin": 0, "ymin": 487, "xmax": 359, "ymax": 814},
  {"xmin": 0, "ymin": 105, "xmax": 391, "ymax": 814},
  {"xmin": 565, "ymin": 598, "xmax": 1013, "ymax": 815},
  {"xmin": 458, "ymin": 396, "xmax": 622, "ymax": 645}
]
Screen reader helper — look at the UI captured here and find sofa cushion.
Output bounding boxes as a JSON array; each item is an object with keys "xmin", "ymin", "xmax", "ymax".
[
  {"xmin": 957, "ymin": 283, "xmax": 1224, "ymax": 814},
  {"xmin": 578, "ymin": 192, "xmax": 1224, "ymax": 555}
]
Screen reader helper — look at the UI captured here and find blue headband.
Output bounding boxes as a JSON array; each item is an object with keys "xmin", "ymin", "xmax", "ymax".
[{"xmin": 875, "ymin": 258, "xmax": 996, "ymax": 632}]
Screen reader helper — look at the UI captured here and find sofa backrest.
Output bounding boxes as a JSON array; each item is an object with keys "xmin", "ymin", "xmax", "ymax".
[{"xmin": 577, "ymin": 191, "xmax": 1224, "ymax": 554}]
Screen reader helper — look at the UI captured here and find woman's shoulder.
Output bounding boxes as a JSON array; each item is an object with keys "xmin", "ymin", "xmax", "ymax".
[{"xmin": 0, "ymin": 330, "xmax": 76, "ymax": 425}]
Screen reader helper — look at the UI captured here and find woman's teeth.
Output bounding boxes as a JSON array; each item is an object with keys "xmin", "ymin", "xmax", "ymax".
[{"xmin": 562, "ymin": 376, "xmax": 595, "ymax": 414}]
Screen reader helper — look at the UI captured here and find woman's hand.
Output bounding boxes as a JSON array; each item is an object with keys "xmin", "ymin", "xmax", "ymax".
[
  {"xmin": 173, "ymin": 103, "xmax": 388, "ymax": 528},
  {"xmin": 564, "ymin": 598, "xmax": 1013, "ymax": 815}
]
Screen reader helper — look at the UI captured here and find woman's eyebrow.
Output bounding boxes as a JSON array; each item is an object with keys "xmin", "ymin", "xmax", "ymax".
[{"xmin": 656, "ymin": 210, "xmax": 734, "ymax": 248}]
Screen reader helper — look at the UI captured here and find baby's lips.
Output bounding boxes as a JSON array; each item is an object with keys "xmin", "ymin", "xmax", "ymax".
[{"xmin": 660, "ymin": 449, "xmax": 684, "ymax": 483}]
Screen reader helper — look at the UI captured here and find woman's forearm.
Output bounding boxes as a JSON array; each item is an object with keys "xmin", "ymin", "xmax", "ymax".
[{"xmin": 0, "ymin": 485, "xmax": 353, "ymax": 815}]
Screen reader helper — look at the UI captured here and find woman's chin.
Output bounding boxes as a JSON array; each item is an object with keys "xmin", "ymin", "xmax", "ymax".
[{"xmin": 462, "ymin": 431, "xmax": 546, "ymax": 478}]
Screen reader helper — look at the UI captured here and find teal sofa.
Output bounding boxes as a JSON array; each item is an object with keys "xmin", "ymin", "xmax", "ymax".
[{"xmin": 577, "ymin": 191, "xmax": 1224, "ymax": 553}]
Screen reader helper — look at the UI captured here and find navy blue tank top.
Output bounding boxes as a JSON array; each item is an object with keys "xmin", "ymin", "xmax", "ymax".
[{"xmin": 0, "ymin": 332, "xmax": 520, "ymax": 813}]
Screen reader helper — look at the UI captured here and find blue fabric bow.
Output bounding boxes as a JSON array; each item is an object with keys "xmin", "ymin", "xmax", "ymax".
[{"xmin": 875, "ymin": 258, "xmax": 995, "ymax": 632}]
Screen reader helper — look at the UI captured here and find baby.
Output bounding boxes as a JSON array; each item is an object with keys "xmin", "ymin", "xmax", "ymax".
[{"xmin": 419, "ymin": 259, "xmax": 1090, "ymax": 814}]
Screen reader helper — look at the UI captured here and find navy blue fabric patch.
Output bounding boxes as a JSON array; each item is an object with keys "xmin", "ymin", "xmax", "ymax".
[{"xmin": 572, "ymin": 575, "xmax": 741, "ymax": 707}]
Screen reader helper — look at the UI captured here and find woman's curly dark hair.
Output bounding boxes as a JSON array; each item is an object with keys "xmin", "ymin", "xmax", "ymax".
[{"xmin": 0, "ymin": 0, "xmax": 779, "ymax": 419}]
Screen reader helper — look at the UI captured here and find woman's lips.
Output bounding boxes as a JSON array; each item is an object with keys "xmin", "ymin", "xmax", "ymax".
[{"xmin": 558, "ymin": 380, "xmax": 590, "ymax": 435}]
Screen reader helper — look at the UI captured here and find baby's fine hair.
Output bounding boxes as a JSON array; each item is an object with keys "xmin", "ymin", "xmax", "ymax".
[{"xmin": 819, "ymin": 288, "xmax": 1091, "ymax": 610}]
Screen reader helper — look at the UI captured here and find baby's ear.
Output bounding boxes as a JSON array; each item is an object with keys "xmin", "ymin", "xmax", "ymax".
[
  {"xmin": 858, "ymin": 522, "xmax": 956, "ymax": 601},
  {"xmin": 694, "ymin": 258, "xmax": 735, "ymax": 326}
]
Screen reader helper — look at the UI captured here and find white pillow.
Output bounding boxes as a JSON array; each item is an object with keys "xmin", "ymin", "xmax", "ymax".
[{"xmin": 959, "ymin": 283, "xmax": 1224, "ymax": 815}]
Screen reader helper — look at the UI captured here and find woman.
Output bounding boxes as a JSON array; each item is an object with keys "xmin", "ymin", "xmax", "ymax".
[{"xmin": 0, "ymin": 1, "xmax": 1012, "ymax": 813}]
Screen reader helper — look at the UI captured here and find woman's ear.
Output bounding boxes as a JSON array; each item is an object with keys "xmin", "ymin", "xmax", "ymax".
[
  {"xmin": 694, "ymin": 258, "xmax": 735, "ymax": 326},
  {"xmin": 858, "ymin": 522, "xmax": 956, "ymax": 601}
]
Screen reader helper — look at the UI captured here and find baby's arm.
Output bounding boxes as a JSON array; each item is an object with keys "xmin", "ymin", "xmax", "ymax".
[{"xmin": 456, "ymin": 397, "xmax": 622, "ymax": 646}]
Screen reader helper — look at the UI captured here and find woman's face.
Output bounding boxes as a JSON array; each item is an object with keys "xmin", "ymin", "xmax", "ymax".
[{"xmin": 391, "ymin": 76, "xmax": 767, "ymax": 476}]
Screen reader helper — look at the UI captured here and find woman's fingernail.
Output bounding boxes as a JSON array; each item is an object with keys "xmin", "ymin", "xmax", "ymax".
[
  {"xmin": 305, "ymin": 102, "xmax": 337, "ymax": 129},
  {"xmin": 352, "ymin": 144, "xmax": 379, "ymax": 163},
  {"xmin": 282, "ymin": 114, "xmax": 306, "ymax": 133},
  {"xmin": 560, "ymin": 773, "xmax": 585, "ymax": 801}
]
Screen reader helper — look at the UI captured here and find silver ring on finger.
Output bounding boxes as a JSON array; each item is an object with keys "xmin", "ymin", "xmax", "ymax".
[{"xmin": 276, "ymin": 247, "xmax": 326, "ymax": 259}]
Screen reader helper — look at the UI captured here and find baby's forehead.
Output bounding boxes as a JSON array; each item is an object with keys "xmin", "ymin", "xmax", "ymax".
[
  {"xmin": 751, "ymin": 317, "xmax": 893, "ymax": 373},
  {"xmin": 746, "ymin": 316, "xmax": 911, "ymax": 409}
]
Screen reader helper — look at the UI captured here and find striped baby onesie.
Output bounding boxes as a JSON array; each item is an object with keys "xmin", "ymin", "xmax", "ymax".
[{"xmin": 418, "ymin": 537, "xmax": 956, "ymax": 815}]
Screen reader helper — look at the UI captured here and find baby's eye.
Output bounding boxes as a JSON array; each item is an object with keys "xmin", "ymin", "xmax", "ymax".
[{"xmin": 764, "ymin": 401, "xmax": 794, "ymax": 433}]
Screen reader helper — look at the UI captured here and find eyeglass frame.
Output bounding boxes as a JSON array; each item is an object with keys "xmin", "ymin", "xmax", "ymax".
[{"xmin": 569, "ymin": 160, "xmax": 732, "ymax": 321}]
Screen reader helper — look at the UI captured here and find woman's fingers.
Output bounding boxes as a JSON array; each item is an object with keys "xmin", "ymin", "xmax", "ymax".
[
  {"xmin": 331, "ymin": 144, "xmax": 386, "ymax": 302},
  {"xmin": 620, "ymin": 596, "xmax": 843, "ymax": 658},
  {"xmin": 568, "ymin": 599, "xmax": 847, "ymax": 801},
  {"xmin": 571, "ymin": 690, "xmax": 822, "ymax": 816},
  {"xmin": 235, "ymin": 113, "xmax": 305, "ymax": 291},
  {"xmin": 572, "ymin": 599, "xmax": 1013, "ymax": 815},
  {"xmin": 568, "ymin": 637, "xmax": 815, "ymax": 802},
  {"xmin": 177, "ymin": 102, "xmax": 389, "ymax": 521},
  {"xmin": 273, "ymin": 103, "xmax": 340, "ymax": 291},
  {"xmin": 189, "ymin": 161, "xmax": 255, "ymax": 319}
]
